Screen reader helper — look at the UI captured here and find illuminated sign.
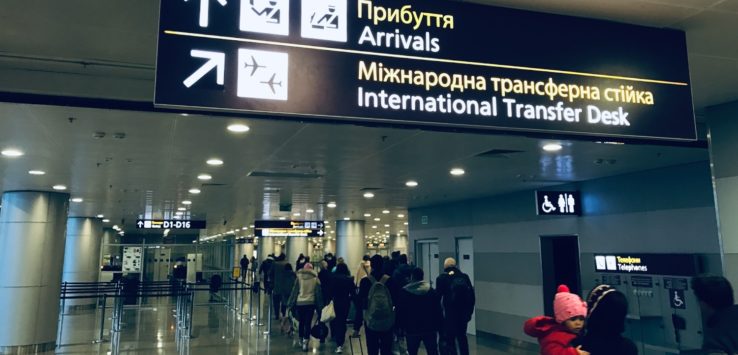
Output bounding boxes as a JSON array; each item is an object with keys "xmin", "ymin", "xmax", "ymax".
[
  {"xmin": 254, "ymin": 220, "xmax": 325, "ymax": 237},
  {"xmin": 536, "ymin": 190, "xmax": 580, "ymax": 216},
  {"xmin": 155, "ymin": 0, "xmax": 696, "ymax": 141},
  {"xmin": 593, "ymin": 254, "xmax": 698, "ymax": 276},
  {"xmin": 136, "ymin": 219, "xmax": 207, "ymax": 229}
]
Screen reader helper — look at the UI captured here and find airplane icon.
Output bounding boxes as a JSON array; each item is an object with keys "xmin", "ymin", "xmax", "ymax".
[
  {"xmin": 260, "ymin": 73, "xmax": 282, "ymax": 94},
  {"xmin": 243, "ymin": 55, "xmax": 266, "ymax": 76}
]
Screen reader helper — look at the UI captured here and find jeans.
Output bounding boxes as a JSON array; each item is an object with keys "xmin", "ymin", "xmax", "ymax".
[
  {"xmin": 273, "ymin": 294, "xmax": 283, "ymax": 319},
  {"xmin": 330, "ymin": 317, "xmax": 347, "ymax": 347},
  {"xmin": 365, "ymin": 326, "xmax": 393, "ymax": 355},
  {"xmin": 441, "ymin": 320, "xmax": 469, "ymax": 355},
  {"xmin": 296, "ymin": 305, "xmax": 315, "ymax": 340},
  {"xmin": 407, "ymin": 333, "xmax": 439, "ymax": 355}
]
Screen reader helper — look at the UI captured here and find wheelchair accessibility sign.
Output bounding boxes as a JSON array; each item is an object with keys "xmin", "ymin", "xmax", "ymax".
[{"xmin": 670, "ymin": 289, "xmax": 686, "ymax": 309}]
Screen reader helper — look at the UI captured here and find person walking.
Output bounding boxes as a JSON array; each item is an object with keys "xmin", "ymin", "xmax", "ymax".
[
  {"xmin": 397, "ymin": 267, "xmax": 442, "ymax": 355},
  {"xmin": 288, "ymin": 263, "xmax": 324, "ymax": 351},
  {"xmin": 692, "ymin": 276, "xmax": 738, "ymax": 353},
  {"xmin": 436, "ymin": 258, "xmax": 475, "ymax": 355},
  {"xmin": 259, "ymin": 254, "xmax": 275, "ymax": 292},
  {"xmin": 329, "ymin": 263, "xmax": 355, "ymax": 353},
  {"xmin": 355, "ymin": 255, "xmax": 371, "ymax": 287},
  {"xmin": 239, "ymin": 254, "xmax": 250, "ymax": 282},
  {"xmin": 577, "ymin": 285, "xmax": 637, "ymax": 355},
  {"xmin": 524, "ymin": 285, "xmax": 588, "ymax": 355},
  {"xmin": 357, "ymin": 254, "xmax": 395, "ymax": 355},
  {"xmin": 272, "ymin": 254, "xmax": 293, "ymax": 319}
]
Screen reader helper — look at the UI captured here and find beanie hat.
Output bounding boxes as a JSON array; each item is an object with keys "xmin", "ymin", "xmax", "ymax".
[
  {"xmin": 554, "ymin": 285, "xmax": 587, "ymax": 323},
  {"xmin": 585, "ymin": 284, "xmax": 628, "ymax": 334},
  {"xmin": 304, "ymin": 263, "xmax": 313, "ymax": 270}
]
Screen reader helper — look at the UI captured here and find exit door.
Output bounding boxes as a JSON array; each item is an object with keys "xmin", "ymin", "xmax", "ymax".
[
  {"xmin": 456, "ymin": 237, "xmax": 476, "ymax": 335},
  {"xmin": 416, "ymin": 240, "xmax": 440, "ymax": 287},
  {"xmin": 540, "ymin": 235, "xmax": 581, "ymax": 317}
]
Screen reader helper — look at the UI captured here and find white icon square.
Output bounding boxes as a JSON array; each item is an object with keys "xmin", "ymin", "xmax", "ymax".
[
  {"xmin": 605, "ymin": 256, "xmax": 617, "ymax": 271},
  {"xmin": 301, "ymin": 0, "xmax": 347, "ymax": 42},
  {"xmin": 144, "ymin": 221, "xmax": 152, "ymax": 228},
  {"xmin": 240, "ymin": 0, "xmax": 290, "ymax": 36},
  {"xmin": 238, "ymin": 49, "xmax": 288, "ymax": 101},
  {"xmin": 595, "ymin": 256, "xmax": 606, "ymax": 271}
]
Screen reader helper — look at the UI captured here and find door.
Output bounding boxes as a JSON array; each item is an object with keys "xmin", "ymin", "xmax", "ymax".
[
  {"xmin": 540, "ymin": 235, "xmax": 581, "ymax": 317},
  {"xmin": 456, "ymin": 237, "xmax": 476, "ymax": 335},
  {"xmin": 415, "ymin": 240, "xmax": 440, "ymax": 286}
]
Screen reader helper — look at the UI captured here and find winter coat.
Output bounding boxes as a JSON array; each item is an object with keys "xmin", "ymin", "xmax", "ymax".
[
  {"xmin": 703, "ymin": 304, "xmax": 738, "ymax": 353},
  {"xmin": 576, "ymin": 335, "xmax": 637, "ymax": 355},
  {"xmin": 272, "ymin": 260, "xmax": 293, "ymax": 299},
  {"xmin": 329, "ymin": 273, "xmax": 355, "ymax": 318},
  {"xmin": 435, "ymin": 267, "xmax": 475, "ymax": 322},
  {"xmin": 288, "ymin": 269, "xmax": 324, "ymax": 308},
  {"xmin": 318, "ymin": 269, "xmax": 332, "ymax": 304},
  {"xmin": 396, "ymin": 281, "xmax": 443, "ymax": 336},
  {"xmin": 523, "ymin": 316, "xmax": 579, "ymax": 355}
]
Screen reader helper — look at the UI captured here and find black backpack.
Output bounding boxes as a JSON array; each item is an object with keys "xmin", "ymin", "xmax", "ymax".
[{"xmin": 446, "ymin": 273, "xmax": 475, "ymax": 321}]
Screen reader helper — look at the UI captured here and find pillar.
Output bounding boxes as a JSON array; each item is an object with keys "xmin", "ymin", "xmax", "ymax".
[
  {"xmin": 244, "ymin": 242, "xmax": 255, "ymax": 261},
  {"xmin": 274, "ymin": 242, "xmax": 283, "ymax": 257},
  {"xmin": 0, "ymin": 191, "xmax": 69, "ymax": 352},
  {"xmin": 259, "ymin": 236, "xmax": 274, "ymax": 261},
  {"xmin": 336, "ymin": 220, "xmax": 366, "ymax": 274},
  {"xmin": 324, "ymin": 237, "xmax": 336, "ymax": 254},
  {"xmin": 62, "ymin": 217, "xmax": 103, "ymax": 309},
  {"xmin": 287, "ymin": 236, "xmax": 308, "ymax": 266}
]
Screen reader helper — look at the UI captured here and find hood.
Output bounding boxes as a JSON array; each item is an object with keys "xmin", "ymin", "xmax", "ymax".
[
  {"xmin": 403, "ymin": 281, "xmax": 431, "ymax": 295},
  {"xmin": 297, "ymin": 269, "xmax": 318, "ymax": 280},
  {"xmin": 523, "ymin": 316, "xmax": 560, "ymax": 338}
]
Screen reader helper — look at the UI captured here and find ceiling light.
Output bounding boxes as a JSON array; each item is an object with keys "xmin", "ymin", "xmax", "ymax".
[
  {"xmin": 1, "ymin": 148, "xmax": 23, "ymax": 157},
  {"xmin": 327, "ymin": 202, "xmax": 337, "ymax": 208},
  {"xmin": 178, "ymin": 207, "xmax": 186, "ymax": 211},
  {"xmin": 374, "ymin": 218, "xmax": 381, "ymax": 221},
  {"xmin": 294, "ymin": 213, "xmax": 301, "ymax": 217},
  {"xmin": 542, "ymin": 143, "xmax": 563, "ymax": 152},
  {"xmin": 279, "ymin": 217, "xmax": 286, "ymax": 220},
  {"xmin": 197, "ymin": 174, "xmax": 212, "ymax": 181},
  {"xmin": 249, "ymin": 225, "xmax": 255, "ymax": 228},
  {"xmin": 405, "ymin": 180, "xmax": 418, "ymax": 187},
  {"xmin": 175, "ymin": 211, "xmax": 184, "ymax": 216},
  {"xmin": 363, "ymin": 192, "xmax": 375, "ymax": 198},
  {"xmin": 71, "ymin": 198, "xmax": 83, "ymax": 203},
  {"xmin": 227, "ymin": 124, "xmax": 250, "ymax": 133},
  {"xmin": 96, "ymin": 214, "xmax": 104, "ymax": 218},
  {"xmin": 102, "ymin": 219, "xmax": 110, "ymax": 223},
  {"xmin": 306, "ymin": 209, "xmax": 314, "ymax": 213},
  {"xmin": 52, "ymin": 185, "xmax": 67, "ymax": 190},
  {"xmin": 112, "ymin": 225, "xmax": 120, "ymax": 230},
  {"xmin": 28, "ymin": 170, "xmax": 45, "ymax": 175},
  {"xmin": 206, "ymin": 158, "xmax": 224, "ymax": 166},
  {"xmin": 397, "ymin": 214, "xmax": 405, "ymax": 218},
  {"xmin": 404, "ymin": 222, "xmax": 408, "ymax": 225},
  {"xmin": 182, "ymin": 200, "xmax": 192, "ymax": 205},
  {"xmin": 189, "ymin": 188, "xmax": 201, "ymax": 194},
  {"xmin": 382, "ymin": 210, "xmax": 390, "ymax": 214},
  {"xmin": 364, "ymin": 213, "xmax": 371, "ymax": 217},
  {"xmin": 450, "ymin": 168, "xmax": 465, "ymax": 176},
  {"xmin": 344, "ymin": 217, "xmax": 350, "ymax": 221},
  {"xmin": 384, "ymin": 224, "xmax": 390, "ymax": 227}
]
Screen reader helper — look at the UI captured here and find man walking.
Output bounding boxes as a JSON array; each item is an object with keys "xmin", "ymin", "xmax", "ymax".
[{"xmin": 436, "ymin": 258, "xmax": 475, "ymax": 355}]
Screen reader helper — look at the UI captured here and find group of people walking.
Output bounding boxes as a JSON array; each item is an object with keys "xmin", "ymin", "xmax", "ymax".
[{"xmin": 243, "ymin": 251, "xmax": 476, "ymax": 354}]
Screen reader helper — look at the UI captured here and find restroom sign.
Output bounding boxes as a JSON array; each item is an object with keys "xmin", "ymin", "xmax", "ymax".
[{"xmin": 536, "ymin": 190, "xmax": 581, "ymax": 216}]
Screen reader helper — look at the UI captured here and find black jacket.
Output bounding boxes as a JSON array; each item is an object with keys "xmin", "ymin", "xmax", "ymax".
[
  {"xmin": 435, "ymin": 267, "xmax": 475, "ymax": 321},
  {"xmin": 703, "ymin": 304, "xmax": 738, "ymax": 353},
  {"xmin": 329, "ymin": 273, "xmax": 355, "ymax": 317},
  {"xmin": 396, "ymin": 281, "xmax": 442, "ymax": 336}
]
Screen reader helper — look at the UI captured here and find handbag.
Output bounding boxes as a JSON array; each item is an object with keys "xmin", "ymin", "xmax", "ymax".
[
  {"xmin": 320, "ymin": 301, "xmax": 336, "ymax": 323},
  {"xmin": 310, "ymin": 322, "xmax": 329, "ymax": 340}
]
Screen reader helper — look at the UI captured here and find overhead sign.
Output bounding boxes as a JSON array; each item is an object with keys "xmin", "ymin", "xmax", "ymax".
[
  {"xmin": 254, "ymin": 220, "xmax": 325, "ymax": 237},
  {"xmin": 136, "ymin": 219, "xmax": 207, "ymax": 229},
  {"xmin": 594, "ymin": 254, "xmax": 699, "ymax": 277},
  {"xmin": 155, "ymin": 0, "xmax": 696, "ymax": 141},
  {"xmin": 536, "ymin": 191, "xmax": 580, "ymax": 216}
]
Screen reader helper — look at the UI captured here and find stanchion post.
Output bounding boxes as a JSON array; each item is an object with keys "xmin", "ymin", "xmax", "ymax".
[
  {"xmin": 265, "ymin": 290, "xmax": 272, "ymax": 335},
  {"xmin": 94, "ymin": 294, "xmax": 107, "ymax": 343},
  {"xmin": 188, "ymin": 290, "xmax": 195, "ymax": 339}
]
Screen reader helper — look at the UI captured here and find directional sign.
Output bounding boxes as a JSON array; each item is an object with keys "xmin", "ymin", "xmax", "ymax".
[
  {"xmin": 156, "ymin": 0, "xmax": 696, "ymax": 141},
  {"xmin": 593, "ymin": 254, "xmax": 699, "ymax": 276},
  {"xmin": 136, "ymin": 219, "xmax": 207, "ymax": 230},
  {"xmin": 254, "ymin": 220, "xmax": 325, "ymax": 237}
]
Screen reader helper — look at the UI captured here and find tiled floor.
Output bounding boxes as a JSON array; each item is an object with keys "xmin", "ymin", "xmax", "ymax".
[{"xmin": 52, "ymin": 292, "xmax": 537, "ymax": 354}]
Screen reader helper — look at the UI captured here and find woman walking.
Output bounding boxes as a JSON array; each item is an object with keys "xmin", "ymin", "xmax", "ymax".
[
  {"xmin": 329, "ymin": 263, "xmax": 355, "ymax": 353},
  {"xmin": 288, "ymin": 263, "xmax": 324, "ymax": 351}
]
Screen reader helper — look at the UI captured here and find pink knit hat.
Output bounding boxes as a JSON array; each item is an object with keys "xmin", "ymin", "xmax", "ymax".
[
  {"xmin": 303, "ymin": 263, "xmax": 313, "ymax": 270},
  {"xmin": 554, "ymin": 285, "xmax": 587, "ymax": 323}
]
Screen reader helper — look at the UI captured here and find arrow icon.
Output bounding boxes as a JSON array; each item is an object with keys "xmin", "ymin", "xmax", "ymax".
[
  {"xmin": 317, "ymin": 230, "xmax": 325, "ymax": 236},
  {"xmin": 137, "ymin": 220, "xmax": 144, "ymax": 228},
  {"xmin": 183, "ymin": 50, "xmax": 225, "ymax": 88},
  {"xmin": 185, "ymin": 0, "xmax": 228, "ymax": 28}
]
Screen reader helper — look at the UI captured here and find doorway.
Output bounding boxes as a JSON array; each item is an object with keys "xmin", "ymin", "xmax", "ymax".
[
  {"xmin": 456, "ymin": 237, "xmax": 476, "ymax": 335},
  {"xmin": 540, "ymin": 235, "xmax": 581, "ymax": 317},
  {"xmin": 415, "ymin": 239, "xmax": 440, "ymax": 287}
]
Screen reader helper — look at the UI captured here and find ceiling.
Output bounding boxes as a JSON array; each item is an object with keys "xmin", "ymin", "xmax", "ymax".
[{"xmin": 0, "ymin": 0, "xmax": 731, "ymax": 239}]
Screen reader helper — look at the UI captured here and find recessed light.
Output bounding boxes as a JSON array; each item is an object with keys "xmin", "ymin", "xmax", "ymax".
[
  {"xmin": 397, "ymin": 214, "xmax": 405, "ymax": 218},
  {"xmin": 71, "ymin": 198, "xmax": 83, "ymax": 203},
  {"xmin": 189, "ymin": 188, "xmax": 201, "ymax": 194},
  {"xmin": 28, "ymin": 170, "xmax": 45, "ymax": 175},
  {"xmin": 294, "ymin": 213, "xmax": 301, "ymax": 217},
  {"xmin": 206, "ymin": 158, "xmax": 224, "ymax": 166},
  {"xmin": 344, "ymin": 217, "xmax": 350, "ymax": 221},
  {"xmin": 52, "ymin": 185, "xmax": 67, "ymax": 191},
  {"xmin": 364, "ymin": 213, "xmax": 371, "ymax": 217},
  {"xmin": 278, "ymin": 217, "xmax": 286, "ymax": 220},
  {"xmin": 175, "ymin": 211, "xmax": 184, "ymax": 216},
  {"xmin": 405, "ymin": 180, "xmax": 418, "ymax": 187},
  {"xmin": 1, "ymin": 148, "xmax": 23, "ymax": 157},
  {"xmin": 450, "ymin": 168, "xmax": 465, "ymax": 176},
  {"xmin": 327, "ymin": 202, "xmax": 337, "ymax": 208},
  {"xmin": 102, "ymin": 219, "xmax": 110, "ymax": 223},
  {"xmin": 182, "ymin": 200, "xmax": 192, "ymax": 205},
  {"xmin": 382, "ymin": 210, "xmax": 390, "ymax": 214},
  {"xmin": 404, "ymin": 222, "xmax": 409, "ymax": 225},
  {"xmin": 384, "ymin": 224, "xmax": 390, "ymax": 227},
  {"xmin": 197, "ymin": 174, "xmax": 212, "ymax": 181},
  {"xmin": 542, "ymin": 143, "xmax": 563, "ymax": 152},
  {"xmin": 227, "ymin": 124, "xmax": 250, "ymax": 133},
  {"xmin": 363, "ymin": 192, "xmax": 375, "ymax": 199},
  {"xmin": 374, "ymin": 218, "xmax": 381, "ymax": 221},
  {"xmin": 372, "ymin": 225, "xmax": 378, "ymax": 229},
  {"xmin": 178, "ymin": 207, "xmax": 186, "ymax": 211},
  {"xmin": 96, "ymin": 214, "xmax": 104, "ymax": 218},
  {"xmin": 306, "ymin": 209, "xmax": 314, "ymax": 213}
]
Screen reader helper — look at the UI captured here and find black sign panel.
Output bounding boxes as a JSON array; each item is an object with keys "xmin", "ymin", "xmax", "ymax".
[
  {"xmin": 664, "ymin": 277, "xmax": 689, "ymax": 291},
  {"xmin": 254, "ymin": 220, "xmax": 325, "ymax": 237},
  {"xmin": 670, "ymin": 289, "xmax": 686, "ymax": 309},
  {"xmin": 136, "ymin": 219, "xmax": 207, "ymax": 229},
  {"xmin": 594, "ymin": 254, "xmax": 699, "ymax": 276},
  {"xmin": 536, "ymin": 191, "xmax": 580, "ymax": 216},
  {"xmin": 155, "ymin": 0, "xmax": 696, "ymax": 141}
]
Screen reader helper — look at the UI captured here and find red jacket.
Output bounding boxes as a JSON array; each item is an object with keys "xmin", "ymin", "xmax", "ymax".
[{"xmin": 524, "ymin": 316, "xmax": 578, "ymax": 355}]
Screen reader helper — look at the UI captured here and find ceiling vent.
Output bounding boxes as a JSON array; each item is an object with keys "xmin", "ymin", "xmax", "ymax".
[
  {"xmin": 248, "ymin": 171, "xmax": 323, "ymax": 179},
  {"xmin": 475, "ymin": 149, "xmax": 524, "ymax": 159}
]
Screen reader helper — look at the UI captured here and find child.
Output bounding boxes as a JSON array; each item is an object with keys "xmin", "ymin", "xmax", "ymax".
[{"xmin": 524, "ymin": 285, "xmax": 589, "ymax": 355}]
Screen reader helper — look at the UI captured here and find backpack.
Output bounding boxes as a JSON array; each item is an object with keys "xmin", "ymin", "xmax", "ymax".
[
  {"xmin": 364, "ymin": 275, "xmax": 395, "ymax": 332},
  {"xmin": 446, "ymin": 273, "xmax": 475, "ymax": 321}
]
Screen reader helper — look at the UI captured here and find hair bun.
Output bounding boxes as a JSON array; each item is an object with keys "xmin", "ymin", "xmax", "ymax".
[{"xmin": 557, "ymin": 284, "xmax": 570, "ymax": 293}]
